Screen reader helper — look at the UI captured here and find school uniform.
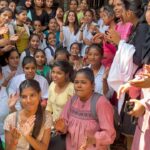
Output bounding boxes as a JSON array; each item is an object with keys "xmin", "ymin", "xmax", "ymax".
[
  {"xmin": 8, "ymin": 74, "xmax": 49, "ymax": 110},
  {"xmin": 0, "ymin": 86, "xmax": 9, "ymax": 144},
  {"xmin": 44, "ymin": 45, "xmax": 56, "ymax": 65}
]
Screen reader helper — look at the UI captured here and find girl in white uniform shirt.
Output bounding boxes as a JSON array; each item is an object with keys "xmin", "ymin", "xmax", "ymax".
[
  {"xmin": 2, "ymin": 48, "xmax": 20, "ymax": 81},
  {"xmin": 44, "ymin": 32, "xmax": 56, "ymax": 65},
  {"xmin": 60, "ymin": 10, "xmax": 80, "ymax": 52},
  {"xmin": 8, "ymin": 56, "xmax": 49, "ymax": 111},
  {"xmin": 87, "ymin": 44, "xmax": 105, "ymax": 94},
  {"xmin": 0, "ymin": 65, "xmax": 9, "ymax": 148}
]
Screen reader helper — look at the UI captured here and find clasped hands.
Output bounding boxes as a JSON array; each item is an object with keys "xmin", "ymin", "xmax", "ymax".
[{"xmin": 10, "ymin": 115, "xmax": 36, "ymax": 144}]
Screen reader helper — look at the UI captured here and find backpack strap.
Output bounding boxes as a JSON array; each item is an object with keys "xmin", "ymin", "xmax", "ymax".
[
  {"xmin": 67, "ymin": 95, "xmax": 78, "ymax": 118},
  {"xmin": 70, "ymin": 93, "xmax": 102, "ymax": 122},
  {"xmin": 15, "ymin": 111, "xmax": 19, "ymax": 128},
  {"xmin": 25, "ymin": 48, "xmax": 30, "ymax": 56},
  {"xmin": 70, "ymin": 95, "xmax": 78, "ymax": 104},
  {"xmin": 90, "ymin": 92, "xmax": 102, "ymax": 122},
  {"xmin": 45, "ymin": 45, "xmax": 55, "ymax": 57}
]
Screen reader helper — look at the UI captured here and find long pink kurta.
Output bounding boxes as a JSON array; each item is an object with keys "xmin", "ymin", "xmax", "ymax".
[
  {"xmin": 132, "ymin": 88, "xmax": 150, "ymax": 150},
  {"xmin": 61, "ymin": 95, "xmax": 116, "ymax": 150}
]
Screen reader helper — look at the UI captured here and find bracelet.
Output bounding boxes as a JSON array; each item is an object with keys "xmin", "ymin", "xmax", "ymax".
[{"xmin": 80, "ymin": 29, "xmax": 83, "ymax": 32}]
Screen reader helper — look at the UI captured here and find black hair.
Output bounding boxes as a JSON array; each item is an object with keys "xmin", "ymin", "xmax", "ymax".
[
  {"xmin": 34, "ymin": 49, "xmax": 46, "ymax": 57},
  {"xmin": 9, "ymin": 0, "xmax": 15, "ymax": 4},
  {"xmin": 74, "ymin": 68, "xmax": 95, "ymax": 84},
  {"xmin": 56, "ymin": 6, "xmax": 64, "ymax": 12},
  {"xmin": 15, "ymin": 6, "xmax": 27, "ymax": 15},
  {"xmin": 103, "ymin": 5, "xmax": 115, "ymax": 17},
  {"xmin": 4, "ymin": 48, "xmax": 19, "ymax": 60},
  {"xmin": 26, "ymin": 17, "xmax": 32, "ymax": 23},
  {"xmin": 0, "ymin": 7, "xmax": 12, "ymax": 15},
  {"xmin": 33, "ymin": 19, "xmax": 42, "ymax": 24},
  {"xmin": 46, "ymin": 32, "xmax": 55, "ymax": 41},
  {"xmin": 52, "ymin": 60, "xmax": 74, "ymax": 81},
  {"xmin": 84, "ymin": 9, "xmax": 94, "ymax": 17},
  {"xmin": 70, "ymin": 0, "xmax": 78, "ymax": 5},
  {"xmin": 121, "ymin": 0, "xmax": 143, "ymax": 18},
  {"xmin": 46, "ymin": 32, "xmax": 56, "ymax": 47},
  {"xmin": 22, "ymin": 56, "xmax": 37, "ymax": 68},
  {"xmin": 19, "ymin": 79, "xmax": 43, "ymax": 150},
  {"xmin": 142, "ymin": 51, "xmax": 150, "ymax": 65},
  {"xmin": 81, "ymin": 0, "xmax": 89, "ymax": 6},
  {"xmin": 88, "ymin": 43, "xmax": 104, "ymax": 56},
  {"xmin": 70, "ymin": 42, "xmax": 81, "ymax": 51},
  {"xmin": 29, "ymin": 33, "xmax": 40, "ymax": 41},
  {"xmin": 54, "ymin": 47, "xmax": 70, "ymax": 60},
  {"xmin": 0, "ymin": 65, "xmax": 2, "ymax": 73},
  {"xmin": 48, "ymin": 17, "xmax": 57, "ymax": 23}
]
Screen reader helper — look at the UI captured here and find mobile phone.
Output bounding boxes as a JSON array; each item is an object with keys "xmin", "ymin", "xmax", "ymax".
[
  {"xmin": 124, "ymin": 101, "xmax": 135, "ymax": 113},
  {"xmin": 105, "ymin": 31, "xmax": 109, "ymax": 35},
  {"xmin": 92, "ymin": 31, "xmax": 97, "ymax": 36}
]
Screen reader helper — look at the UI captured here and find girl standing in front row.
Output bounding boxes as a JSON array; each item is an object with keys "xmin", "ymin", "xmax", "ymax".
[
  {"xmin": 55, "ymin": 68, "xmax": 116, "ymax": 150},
  {"xmin": 4, "ymin": 79, "xmax": 52, "ymax": 150}
]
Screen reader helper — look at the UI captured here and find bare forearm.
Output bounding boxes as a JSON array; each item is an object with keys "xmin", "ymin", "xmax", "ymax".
[
  {"xmin": 103, "ymin": 80, "xmax": 109, "ymax": 95},
  {"xmin": 6, "ymin": 143, "xmax": 17, "ymax": 150},
  {"xmin": 79, "ymin": 31, "xmax": 83, "ymax": 41},
  {"xmin": 25, "ymin": 135, "xmax": 48, "ymax": 150},
  {"xmin": 9, "ymin": 106, "xmax": 17, "ymax": 113},
  {"xmin": 60, "ymin": 31, "xmax": 64, "ymax": 43},
  {"xmin": 0, "ymin": 39, "xmax": 10, "ymax": 46}
]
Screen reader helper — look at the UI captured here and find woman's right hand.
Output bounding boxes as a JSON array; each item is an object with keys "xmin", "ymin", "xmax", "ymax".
[
  {"xmin": 2, "ymin": 45, "xmax": 15, "ymax": 52},
  {"xmin": 79, "ymin": 138, "xmax": 87, "ymax": 150},
  {"xmin": 117, "ymin": 83, "xmax": 131, "ymax": 99},
  {"xmin": 92, "ymin": 33, "xmax": 104, "ymax": 44},
  {"xmin": 10, "ymin": 35, "xmax": 19, "ymax": 42},
  {"xmin": 19, "ymin": 115, "xmax": 36, "ymax": 137},
  {"xmin": 54, "ymin": 118, "xmax": 67, "ymax": 134},
  {"xmin": 0, "ymin": 26, "xmax": 8, "ymax": 35},
  {"xmin": 8, "ymin": 93, "xmax": 19, "ymax": 110},
  {"xmin": 9, "ymin": 125, "xmax": 20, "ymax": 145}
]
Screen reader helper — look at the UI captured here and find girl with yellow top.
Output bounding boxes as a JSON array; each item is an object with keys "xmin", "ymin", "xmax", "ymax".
[
  {"xmin": 46, "ymin": 61, "xmax": 75, "ymax": 122},
  {"xmin": 14, "ymin": 6, "xmax": 30, "ymax": 54}
]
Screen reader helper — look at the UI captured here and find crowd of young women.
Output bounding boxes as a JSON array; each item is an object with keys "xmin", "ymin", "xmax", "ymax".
[{"xmin": 0, "ymin": 0, "xmax": 150, "ymax": 150}]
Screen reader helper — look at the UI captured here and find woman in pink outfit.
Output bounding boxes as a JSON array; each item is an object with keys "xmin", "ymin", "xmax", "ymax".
[
  {"xmin": 113, "ymin": 0, "xmax": 133, "ymax": 41},
  {"xmin": 55, "ymin": 68, "xmax": 116, "ymax": 150},
  {"xmin": 118, "ymin": 63, "xmax": 150, "ymax": 150}
]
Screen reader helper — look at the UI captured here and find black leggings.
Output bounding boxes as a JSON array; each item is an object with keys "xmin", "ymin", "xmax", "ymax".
[
  {"xmin": 0, "ymin": 138, "xmax": 3, "ymax": 150},
  {"xmin": 48, "ymin": 134, "xmax": 66, "ymax": 150}
]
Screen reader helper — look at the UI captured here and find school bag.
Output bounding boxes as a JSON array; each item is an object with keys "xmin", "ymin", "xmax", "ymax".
[
  {"xmin": 70, "ymin": 92, "xmax": 102, "ymax": 122},
  {"xmin": 48, "ymin": 92, "xmax": 101, "ymax": 150},
  {"xmin": 44, "ymin": 45, "xmax": 55, "ymax": 57},
  {"xmin": 25, "ymin": 48, "xmax": 30, "ymax": 56}
]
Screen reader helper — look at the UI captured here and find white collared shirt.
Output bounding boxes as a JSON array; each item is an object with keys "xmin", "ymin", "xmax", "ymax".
[
  {"xmin": 0, "ymin": 86, "xmax": 9, "ymax": 137},
  {"xmin": 88, "ymin": 65, "xmax": 105, "ymax": 94},
  {"xmin": 8, "ymin": 74, "xmax": 49, "ymax": 110}
]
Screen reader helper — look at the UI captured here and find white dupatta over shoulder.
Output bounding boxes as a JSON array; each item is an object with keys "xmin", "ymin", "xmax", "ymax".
[{"xmin": 107, "ymin": 40, "xmax": 138, "ymax": 113}]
